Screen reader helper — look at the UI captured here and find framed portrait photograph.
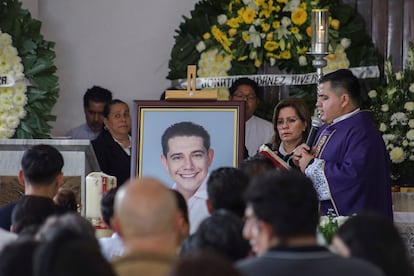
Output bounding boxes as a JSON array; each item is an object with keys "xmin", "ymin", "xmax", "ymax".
[{"xmin": 131, "ymin": 100, "xmax": 245, "ymax": 187}]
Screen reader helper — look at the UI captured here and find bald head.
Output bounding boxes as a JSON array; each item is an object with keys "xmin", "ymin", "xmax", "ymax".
[{"xmin": 114, "ymin": 177, "xmax": 178, "ymax": 239}]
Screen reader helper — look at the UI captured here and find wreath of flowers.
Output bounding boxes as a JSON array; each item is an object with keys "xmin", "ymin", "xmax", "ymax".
[
  {"xmin": 0, "ymin": 0, "xmax": 59, "ymax": 138},
  {"xmin": 368, "ymin": 43, "xmax": 414, "ymax": 183},
  {"xmin": 168, "ymin": 0, "xmax": 380, "ymax": 83}
]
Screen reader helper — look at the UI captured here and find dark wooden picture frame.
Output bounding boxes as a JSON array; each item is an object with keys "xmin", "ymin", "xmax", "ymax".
[{"xmin": 131, "ymin": 100, "xmax": 245, "ymax": 187}]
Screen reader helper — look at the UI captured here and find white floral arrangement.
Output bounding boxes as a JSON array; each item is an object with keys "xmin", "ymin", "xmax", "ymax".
[
  {"xmin": 318, "ymin": 209, "xmax": 349, "ymax": 244},
  {"xmin": 0, "ymin": 31, "xmax": 27, "ymax": 138},
  {"xmin": 369, "ymin": 42, "xmax": 414, "ymax": 184}
]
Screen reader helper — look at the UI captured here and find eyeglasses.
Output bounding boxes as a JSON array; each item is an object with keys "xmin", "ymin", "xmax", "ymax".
[
  {"xmin": 276, "ymin": 117, "xmax": 299, "ymax": 126},
  {"xmin": 233, "ymin": 94, "xmax": 257, "ymax": 101}
]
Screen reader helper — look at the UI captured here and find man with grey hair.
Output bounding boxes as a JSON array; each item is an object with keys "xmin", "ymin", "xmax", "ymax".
[{"xmin": 112, "ymin": 177, "xmax": 180, "ymax": 276}]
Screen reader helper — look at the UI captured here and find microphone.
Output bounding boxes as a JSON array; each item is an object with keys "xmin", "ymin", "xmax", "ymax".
[{"xmin": 305, "ymin": 117, "xmax": 323, "ymax": 147}]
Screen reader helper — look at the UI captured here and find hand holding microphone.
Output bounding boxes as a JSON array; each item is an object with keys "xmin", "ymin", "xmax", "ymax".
[{"xmin": 305, "ymin": 117, "xmax": 323, "ymax": 148}]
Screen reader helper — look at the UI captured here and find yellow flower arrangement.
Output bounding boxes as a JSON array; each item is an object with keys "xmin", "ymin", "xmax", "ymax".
[{"xmin": 168, "ymin": 0, "xmax": 379, "ymax": 82}]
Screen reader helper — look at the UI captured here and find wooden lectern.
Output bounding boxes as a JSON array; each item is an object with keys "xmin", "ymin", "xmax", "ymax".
[{"xmin": 0, "ymin": 139, "xmax": 100, "ymax": 215}]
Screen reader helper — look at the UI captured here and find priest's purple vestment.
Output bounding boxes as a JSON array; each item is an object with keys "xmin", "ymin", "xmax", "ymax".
[{"xmin": 305, "ymin": 110, "xmax": 393, "ymax": 219}]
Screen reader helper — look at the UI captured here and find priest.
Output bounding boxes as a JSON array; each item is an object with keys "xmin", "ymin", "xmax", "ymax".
[{"xmin": 293, "ymin": 69, "xmax": 393, "ymax": 219}]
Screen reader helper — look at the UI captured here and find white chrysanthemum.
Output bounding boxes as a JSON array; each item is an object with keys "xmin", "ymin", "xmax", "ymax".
[
  {"xmin": 13, "ymin": 92, "xmax": 27, "ymax": 107},
  {"xmin": 0, "ymin": 30, "xmax": 27, "ymax": 138},
  {"xmin": 340, "ymin": 38, "xmax": 351, "ymax": 49},
  {"xmin": 14, "ymin": 106, "xmax": 26, "ymax": 118},
  {"xmin": 390, "ymin": 147, "xmax": 405, "ymax": 163},
  {"xmin": 197, "ymin": 48, "xmax": 232, "ymax": 77},
  {"xmin": 395, "ymin": 71, "xmax": 403, "ymax": 80},
  {"xmin": 404, "ymin": 101, "xmax": 414, "ymax": 111},
  {"xmin": 379, "ymin": 123, "xmax": 387, "ymax": 132},
  {"xmin": 409, "ymin": 119, "xmax": 414, "ymax": 128},
  {"xmin": 195, "ymin": 41, "xmax": 206, "ymax": 53},
  {"xmin": 319, "ymin": 216, "xmax": 329, "ymax": 227},
  {"xmin": 403, "ymin": 140, "xmax": 409, "ymax": 147},
  {"xmin": 298, "ymin": 55, "xmax": 307, "ymax": 66},
  {"xmin": 368, "ymin": 90, "xmax": 377, "ymax": 98},
  {"xmin": 390, "ymin": 112, "xmax": 408, "ymax": 126},
  {"xmin": 407, "ymin": 129, "xmax": 414, "ymax": 140},
  {"xmin": 0, "ymin": 33, "xmax": 12, "ymax": 47},
  {"xmin": 323, "ymin": 45, "xmax": 350, "ymax": 73},
  {"xmin": 217, "ymin": 14, "xmax": 227, "ymax": 25},
  {"xmin": 409, "ymin": 83, "xmax": 414, "ymax": 93},
  {"xmin": 6, "ymin": 115, "xmax": 19, "ymax": 129},
  {"xmin": 381, "ymin": 104, "xmax": 389, "ymax": 112}
]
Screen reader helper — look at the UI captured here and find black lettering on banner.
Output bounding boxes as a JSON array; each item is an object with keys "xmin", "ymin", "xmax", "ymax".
[{"xmin": 0, "ymin": 76, "xmax": 7, "ymax": 85}]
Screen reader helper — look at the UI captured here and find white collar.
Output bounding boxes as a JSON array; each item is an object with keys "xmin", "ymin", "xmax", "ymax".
[{"xmin": 332, "ymin": 108, "xmax": 360, "ymax": 124}]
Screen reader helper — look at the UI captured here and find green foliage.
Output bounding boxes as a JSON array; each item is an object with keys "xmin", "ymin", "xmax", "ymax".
[{"xmin": 0, "ymin": 0, "xmax": 59, "ymax": 138}]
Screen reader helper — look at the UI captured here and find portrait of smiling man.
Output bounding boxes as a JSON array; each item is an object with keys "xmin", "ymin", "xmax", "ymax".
[{"xmin": 161, "ymin": 121, "xmax": 214, "ymax": 233}]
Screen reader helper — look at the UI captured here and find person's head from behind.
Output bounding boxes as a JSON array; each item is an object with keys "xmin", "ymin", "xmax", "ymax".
[
  {"xmin": 272, "ymin": 97, "xmax": 311, "ymax": 149},
  {"xmin": 11, "ymin": 196, "xmax": 56, "ymax": 235},
  {"xmin": 243, "ymin": 170, "xmax": 319, "ymax": 255},
  {"xmin": 0, "ymin": 239, "xmax": 39, "ymax": 276},
  {"xmin": 161, "ymin": 122, "xmax": 214, "ymax": 198},
  {"xmin": 332, "ymin": 212, "xmax": 414, "ymax": 276},
  {"xmin": 206, "ymin": 167, "xmax": 249, "ymax": 217},
  {"xmin": 169, "ymin": 250, "xmax": 242, "ymax": 276},
  {"xmin": 317, "ymin": 69, "xmax": 362, "ymax": 124},
  {"xmin": 113, "ymin": 177, "xmax": 180, "ymax": 253},
  {"xmin": 53, "ymin": 187, "xmax": 78, "ymax": 212},
  {"xmin": 33, "ymin": 213, "xmax": 115, "ymax": 276},
  {"xmin": 83, "ymin": 86, "xmax": 112, "ymax": 132},
  {"xmin": 183, "ymin": 209, "xmax": 251, "ymax": 262},
  {"xmin": 229, "ymin": 77, "xmax": 261, "ymax": 121},
  {"xmin": 103, "ymin": 99, "xmax": 131, "ymax": 138},
  {"xmin": 240, "ymin": 154, "xmax": 276, "ymax": 179},
  {"xmin": 19, "ymin": 144, "xmax": 64, "ymax": 197},
  {"xmin": 36, "ymin": 213, "xmax": 96, "ymax": 243},
  {"xmin": 100, "ymin": 187, "xmax": 118, "ymax": 229},
  {"xmin": 171, "ymin": 189, "xmax": 190, "ymax": 246}
]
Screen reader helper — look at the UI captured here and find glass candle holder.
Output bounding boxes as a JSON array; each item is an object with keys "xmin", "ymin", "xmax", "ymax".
[{"xmin": 311, "ymin": 9, "xmax": 329, "ymax": 54}]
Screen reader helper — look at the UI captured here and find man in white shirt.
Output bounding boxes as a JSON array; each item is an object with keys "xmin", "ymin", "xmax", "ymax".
[
  {"xmin": 229, "ymin": 78, "xmax": 273, "ymax": 157},
  {"xmin": 161, "ymin": 121, "xmax": 214, "ymax": 233},
  {"xmin": 66, "ymin": 86, "xmax": 112, "ymax": 140}
]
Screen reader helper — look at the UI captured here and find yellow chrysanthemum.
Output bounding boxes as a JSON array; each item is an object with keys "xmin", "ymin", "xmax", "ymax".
[
  {"xmin": 291, "ymin": 8, "xmax": 307, "ymax": 26},
  {"xmin": 272, "ymin": 21, "xmax": 280, "ymax": 29},
  {"xmin": 228, "ymin": 28, "xmax": 237, "ymax": 37},
  {"xmin": 276, "ymin": 0, "xmax": 287, "ymax": 3},
  {"xmin": 306, "ymin": 26, "xmax": 312, "ymax": 36},
  {"xmin": 290, "ymin": 26, "xmax": 299, "ymax": 34},
  {"xmin": 280, "ymin": 50, "xmax": 291, "ymax": 59},
  {"xmin": 227, "ymin": 17, "xmax": 240, "ymax": 28},
  {"xmin": 203, "ymin": 32, "xmax": 211, "ymax": 40},
  {"xmin": 261, "ymin": 23, "xmax": 270, "ymax": 32},
  {"xmin": 238, "ymin": 55, "xmax": 248, "ymax": 61},
  {"xmin": 242, "ymin": 8, "xmax": 256, "ymax": 24},
  {"xmin": 266, "ymin": 32, "xmax": 273, "ymax": 41},
  {"xmin": 264, "ymin": 41, "xmax": 279, "ymax": 51},
  {"xmin": 254, "ymin": 59, "xmax": 262, "ymax": 67},
  {"xmin": 242, "ymin": 32, "xmax": 250, "ymax": 42},
  {"xmin": 330, "ymin": 19, "xmax": 340, "ymax": 30}
]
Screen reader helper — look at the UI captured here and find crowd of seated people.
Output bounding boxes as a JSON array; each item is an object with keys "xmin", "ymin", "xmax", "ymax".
[
  {"xmin": 0, "ymin": 76, "xmax": 412, "ymax": 276},
  {"xmin": 0, "ymin": 144, "xmax": 412, "ymax": 276}
]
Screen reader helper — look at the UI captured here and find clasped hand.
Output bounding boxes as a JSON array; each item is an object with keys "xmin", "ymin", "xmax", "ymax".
[{"xmin": 292, "ymin": 143, "xmax": 315, "ymax": 172}]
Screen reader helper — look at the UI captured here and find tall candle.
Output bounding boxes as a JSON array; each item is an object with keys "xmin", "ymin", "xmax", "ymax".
[
  {"xmin": 311, "ymin": 9, "xmax": 329, "ymax": 54},
  {"xmin": 85, "ymin": 172, "xmax": 117, "ymax": 226}
]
